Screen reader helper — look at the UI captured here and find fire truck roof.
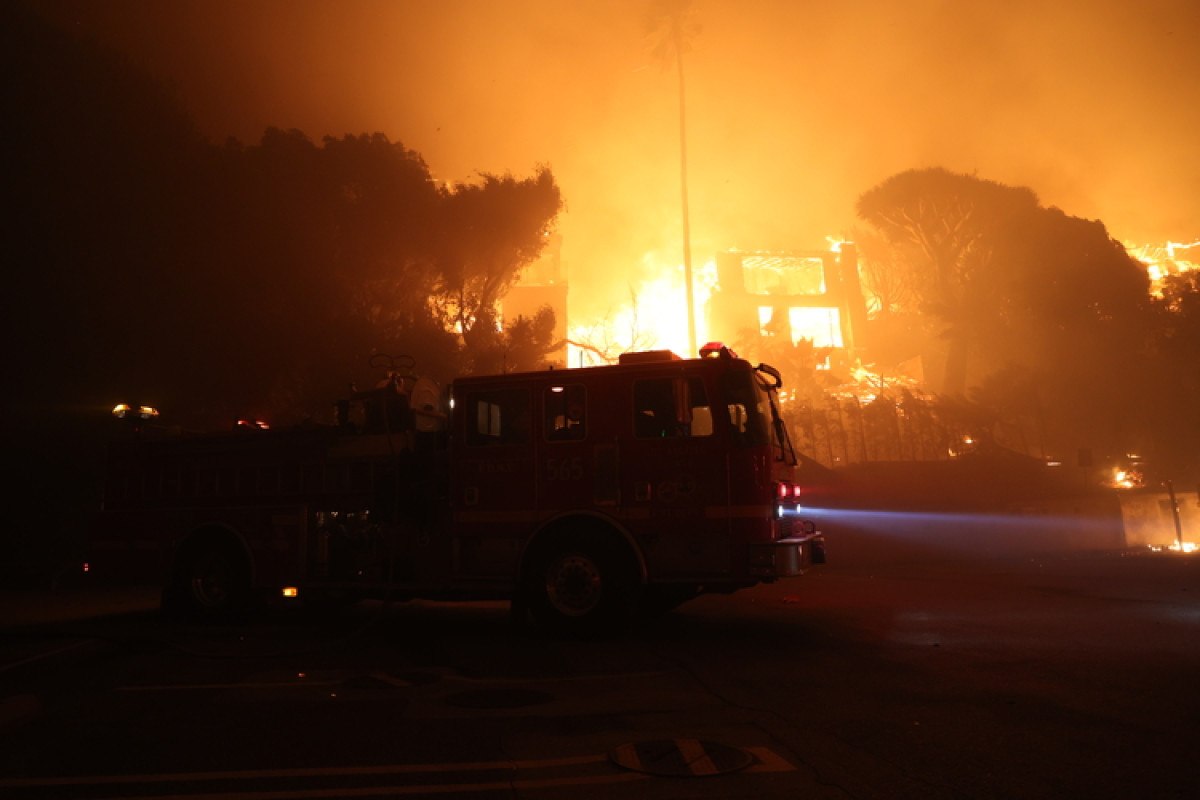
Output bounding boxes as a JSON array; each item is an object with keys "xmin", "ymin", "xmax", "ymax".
[{"xmin": 616, "ymin": 350, "xmax": 681, "ymax": 365}]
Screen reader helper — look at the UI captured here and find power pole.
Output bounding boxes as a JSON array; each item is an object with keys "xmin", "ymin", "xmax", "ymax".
[{"xmin": 673, "ymin": 22, "xmax": 697, "ymax": 357}]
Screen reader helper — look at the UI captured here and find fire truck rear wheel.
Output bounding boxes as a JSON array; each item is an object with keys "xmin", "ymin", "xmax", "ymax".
[
  {"xmin": 525, "ymin": 533, "xmax": 638, "ymax": 634},
  {"xmin": 166, "ymin": 541, "xmax": 252, "ymax": 622}
]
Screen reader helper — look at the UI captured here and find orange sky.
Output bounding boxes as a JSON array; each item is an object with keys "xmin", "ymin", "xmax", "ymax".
[{"xmin": 35, "ymin": 0, "xmax": 1200, "ymax": 321}]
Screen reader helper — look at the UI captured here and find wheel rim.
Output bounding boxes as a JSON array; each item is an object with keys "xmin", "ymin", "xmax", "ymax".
[
  {"xmin": 545, "ymin": 554, "xmax": 603, "ymax": 617},
  {"xmin": 189, "ymin": 551, "xmax": 233, "ymax": 609}
]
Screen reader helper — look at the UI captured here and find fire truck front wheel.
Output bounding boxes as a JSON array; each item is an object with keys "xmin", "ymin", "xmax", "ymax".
[
  {"xmin": 524, "ymin": 531, "xmax": 639, "ymax": 633},
  {"xmin": 164, "ymin": 539, "xmax": 253, "ymax": 622}
]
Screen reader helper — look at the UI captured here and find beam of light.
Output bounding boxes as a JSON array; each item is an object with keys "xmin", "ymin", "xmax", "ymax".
[{"xmin": 794, "ymin": 506, "xmax": 1122, "ymax": 542}]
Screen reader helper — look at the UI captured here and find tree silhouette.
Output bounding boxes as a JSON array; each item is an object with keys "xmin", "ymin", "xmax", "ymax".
[
  {"xmin": 0, "ymin": 4, "xmax": 565, "ymax": 582},
  {"xmin": 857, "ymin": 167, "xmax": 1154, "ymax": 464},
  {"xmin": 857, "ymin": 168, "xmax": 1040, "ymax": 395},
  {"xmin": 194, "ymin": 134, "xmax": 562, "ymax": 420},
  {"xmin": 432, "ymin": 169, "xmax": 563, "ymax": 375},
  {"xmin": 1146, "ymin": 271, "xmax": 1200, "ymax": 473}
]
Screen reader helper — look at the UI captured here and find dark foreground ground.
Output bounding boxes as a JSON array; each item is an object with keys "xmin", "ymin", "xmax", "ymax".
[{"xmin": 2, "ymin": 540, "xmax": 1197, "ymax": 800}]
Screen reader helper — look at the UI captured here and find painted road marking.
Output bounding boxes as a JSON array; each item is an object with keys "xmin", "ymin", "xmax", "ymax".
[
  {"xmin": 0, "ymin": 746, "xmax": 795, "ymax": 797},
  {"xmin": 114, "ymin": 669, "xmax": 672, "ymax": 692},
  {"xmin": 1, "ymin": 772, "xmax": 648, "ymax": 800},
  {"xmin": 675, "ymin": 738, "xmax": 720, "ymax": 775},
  {"xmin": 116, "ymin": 671, "xmax": 416, "ymax": 692},
  {"xmin": 117, "ymin": 681, "xmax": 343, "ymax": 691},
  {"xmin": 0, "ymin": 754, "xmax": 611, "ymax": 787},
  {"xmin": 609, "ymin": 738, "xmax": 754, "ymax": 777},
  {"xmin": 0, "ymin": 639, "xmax": 94, "ymax": 673}
]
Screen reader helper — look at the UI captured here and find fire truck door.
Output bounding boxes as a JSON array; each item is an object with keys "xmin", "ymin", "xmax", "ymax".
[
  {"xmin": 623, "ymin": 374, "xmax": 731, "ymax": 577},
  {"xmin": 538, "ymin": 383, "xmax": 612, "ymax": 511},
  {"xmin": 452, "ymin": 386, "xmax": 535, "ymax": 576}
]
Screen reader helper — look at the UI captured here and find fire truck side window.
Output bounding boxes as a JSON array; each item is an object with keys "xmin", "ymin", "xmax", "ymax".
[
  {"xmin": 545, "ymin": 384, "xmax": 586, "ymax": 441},
  {"xmin": 466, "ymin": 388, "xmax": 530, "ymax": 447},
  {"xmin": 633, "ymin": 377, "xmax": 712, "ymax": 439}
]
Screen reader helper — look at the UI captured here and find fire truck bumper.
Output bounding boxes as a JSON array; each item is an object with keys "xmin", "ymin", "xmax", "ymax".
[{"xmin": 748, "ymin": 533, "xmax": 825, "ymax": 578}]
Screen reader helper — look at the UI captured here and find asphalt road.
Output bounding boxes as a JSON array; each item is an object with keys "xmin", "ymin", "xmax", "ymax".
[{"xmin": 1, "ymin": 549, "xmax": 1196, "ymax": 799}]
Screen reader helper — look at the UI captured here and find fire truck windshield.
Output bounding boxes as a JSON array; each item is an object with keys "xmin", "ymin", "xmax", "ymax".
[
  {"xmin": 761, "ymin": 374, "xmax": 797, "ymax": 466},
  {"xmin": 720, "ymin": 362, "xmax": 797, "ymax": 466},
  {"xmin": 721, "ymin": 366, "xmax": 794, "ymax": 464}
]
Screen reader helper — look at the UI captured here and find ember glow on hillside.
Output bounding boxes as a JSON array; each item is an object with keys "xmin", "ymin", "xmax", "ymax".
[
  {"xmin": 566, "ymin": 236, "xmax": 1200, "ymax": 370},
  {"xmin": 1128, "ymin": 240, "xmax": 1200, "ymax": 296}
]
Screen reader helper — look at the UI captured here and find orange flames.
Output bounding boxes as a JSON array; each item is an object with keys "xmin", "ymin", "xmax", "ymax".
[
  {"xmin": 1127, "ymin": 240, "xmax": 1200, "ymax": 296},
  {"xmin": 557, "ymin": 239, "xmax": 1195, "ymax": 373},
  {"xmin": 567, "ymin": 256, "xmax": 717, "ymax": 367}
]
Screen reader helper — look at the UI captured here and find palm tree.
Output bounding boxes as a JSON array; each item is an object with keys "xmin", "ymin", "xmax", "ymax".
[{"xmin": 646, "ymin": 0, "xmax": 701, "ymax": 356}]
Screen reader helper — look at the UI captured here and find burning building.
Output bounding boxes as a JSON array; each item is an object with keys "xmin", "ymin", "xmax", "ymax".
[{"xmin": 707, "ymin": 243, "xmax": 869, "ymax": 366}]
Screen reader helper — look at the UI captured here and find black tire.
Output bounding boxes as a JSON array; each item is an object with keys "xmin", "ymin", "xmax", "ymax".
[
  {"xmin": 164, "ymin": 540, "xmax": 252, "ymax": 622},
  {"xmin": 524, "ymin": 529, "xmax": 639, "ymax": 634}
]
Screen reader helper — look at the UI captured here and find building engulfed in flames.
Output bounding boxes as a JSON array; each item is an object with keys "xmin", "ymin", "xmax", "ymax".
[
  {"xmin": 707, "ymin": 244, "xmax": 869, "ymax": 367},
  {"xmin": 505, "ymin": 234, "xmax": 1197, "ymax": 396},
  {"xmin": 1128, "ymin": 240, "xmax": 1200, "ymax": 296},
  {"xmin": 531, "ymin": 239, "xmax": 871, "ymax": 373}
]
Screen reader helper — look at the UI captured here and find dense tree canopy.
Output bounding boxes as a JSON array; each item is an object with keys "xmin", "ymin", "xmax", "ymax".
[
  {"xmin": 2, "ymin": 4, "xmax": 561, "ymax": 581},
  {"xmin": 856, "ymin": 167, "xmax": 1160, "ymax": 467},
  {"xmin": 188, "ymin": 130, "xmax": 562, "ymax": 423},
  {"xmin": 3, "ymin": 4, "xmax": 562, "ymax": 432},
  {"xmin": 1146, "ymin": 271, "xmax": 1200, "ymax": 468}
]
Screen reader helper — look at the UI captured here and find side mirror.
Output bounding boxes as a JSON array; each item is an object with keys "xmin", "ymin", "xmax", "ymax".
[{"xmin": 755, "ymin": 363, "xmax": 783, "ymax": 389}]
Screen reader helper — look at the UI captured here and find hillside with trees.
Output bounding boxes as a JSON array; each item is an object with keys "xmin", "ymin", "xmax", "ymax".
[
  {"xmin": 847, "ymin": 168, "xmax": 1192, "ymax": 478},
  {"xmin": 1, "ymin": 4, "xmax": 561, "ymax": 582}
]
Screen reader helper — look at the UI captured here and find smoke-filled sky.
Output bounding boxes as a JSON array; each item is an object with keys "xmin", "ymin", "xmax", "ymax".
[{"xmin": 33, "ymin": 0, "xmax": 1200, "ymax": 320}]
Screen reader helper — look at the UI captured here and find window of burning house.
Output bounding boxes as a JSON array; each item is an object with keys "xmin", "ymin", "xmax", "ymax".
[
  {"xmin": 545, "ymin": 384, "xmax": 586, "ymax": 441},
  {"xmin": 466, "ymin": 388, "xmax": 530, "ymax": 447},
  {"xmin": 743, "ymin": 255, "xmax": 826, "ymax": 295},
  {"xmin": 757, "ymin": 305, "xmax": 843, "ymax": 349},
  {"xmin": 633, "ymin": 377, "xmax": 712, "ymax": 439}
]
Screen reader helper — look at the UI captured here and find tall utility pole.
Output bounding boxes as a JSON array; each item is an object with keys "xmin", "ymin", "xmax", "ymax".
[
  {"xmin": 648, "ymin": 1, "xmax": 699, "ymax": 356},
  {"xmin": 673, "ymin": 20, "xmax": 697, "ymax": 357}
]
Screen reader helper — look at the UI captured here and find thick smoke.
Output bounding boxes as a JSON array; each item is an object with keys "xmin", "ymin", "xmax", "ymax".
[{"xmin": 33, "ymin": 0, "xmax": 1200, "ymax": 322}]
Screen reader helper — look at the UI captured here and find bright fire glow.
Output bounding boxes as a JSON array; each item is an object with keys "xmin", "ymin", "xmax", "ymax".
[
  {"xmin": 561, "ymin": 239, "xmax": 1196, "ymax": 377},
  {"xmin": 1149, "ymin": 542, "xmax": 1198, "ymax": 554},
  {"xmin": 568, "ymin": 255, "xmax": 716, "ymax": 367},
  {"xmin": 1127, "ymin": 240, "xmax": 1200, "ymax": 296},
  {"xmin": 789, "ymin": 307, "xmax": 842, "ymax": 348},
  {"xmin": 828, "ymin": 363, "xmax": 924, "ymax": 404},
  {"xmin": 1108, "ymin": 468, "xmax": 1142, "ymax": 490}
]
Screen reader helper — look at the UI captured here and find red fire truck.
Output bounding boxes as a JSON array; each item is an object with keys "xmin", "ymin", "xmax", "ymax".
[{"xmin": 89, "ymin": 344, "xmax": 824, "ymax": 631}]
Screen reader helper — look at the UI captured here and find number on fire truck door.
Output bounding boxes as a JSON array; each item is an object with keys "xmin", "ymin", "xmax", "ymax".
[
  {"xmin": 546, "ymin": 457, "xmax": 583, "ymax": 481},
  {"xmin": 540, "ymin": 384, "xmax": 595, "ymax": 510}
]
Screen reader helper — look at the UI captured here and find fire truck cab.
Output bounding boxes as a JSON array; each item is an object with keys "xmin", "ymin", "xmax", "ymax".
[{"xmin": 89, "ymin": 345, "xmax": 824, "ymax": 632}]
